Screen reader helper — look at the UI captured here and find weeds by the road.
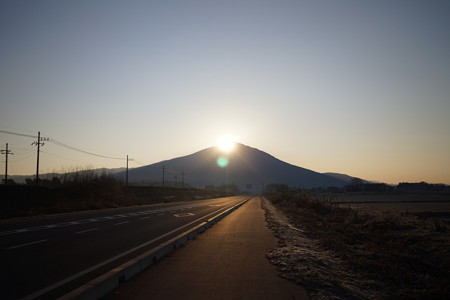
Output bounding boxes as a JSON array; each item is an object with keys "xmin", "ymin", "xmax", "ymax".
[
  {"xmin": 264, "ymin": 190, "xmax": 450, "ymax": 299},
  {"xmin": 0, "ymin": 170, "xmax": 229, "ymax": 219}
]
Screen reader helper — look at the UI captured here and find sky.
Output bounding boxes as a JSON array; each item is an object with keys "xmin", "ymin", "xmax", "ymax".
[{"xmin": 1, "ymin": 0, "xmax": 449, "ymax": 184}]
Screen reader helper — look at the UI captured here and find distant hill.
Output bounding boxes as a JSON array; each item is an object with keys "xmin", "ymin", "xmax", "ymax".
[
  {"xmin": 323, "ymin": 172, "xmax": 374, "ymax": 184},
  {"xmin": 116, "ymin": 143, "xmax": 348, "ymax": 192}
]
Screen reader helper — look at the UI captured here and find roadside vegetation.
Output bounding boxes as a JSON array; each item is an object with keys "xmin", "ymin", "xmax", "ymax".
[
  {"xmin": 0, "ymin": 169, "xmax": 230, "ymax": 220},
  {"xmin": 264, "ymin": 188, "xmax": 450, "ymax": 299}
]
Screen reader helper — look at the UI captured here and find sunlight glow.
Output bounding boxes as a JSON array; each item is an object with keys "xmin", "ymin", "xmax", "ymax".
[{"xmin": 217, "ymin": 136, "xmax": 236, "ymax": 153}]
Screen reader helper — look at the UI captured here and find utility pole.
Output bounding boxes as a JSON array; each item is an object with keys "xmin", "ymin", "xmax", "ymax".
[
  {"xmin": 181, "ymin": 170, "xmax": 185, "ymax": 188},
  {"xmin": 126, "ymin": 155, "xmax": 134, "ymax": 186},
  {"xmin": 1, "ymin": 143, "xmax": 13, "ymax": 184},
  {"xmin": 32, "ymin": 132, "xmax": 49, "ymax": 184},
  {"xmin": 162, "ymin": 164, "xmax": 165, "ymax": 188}
]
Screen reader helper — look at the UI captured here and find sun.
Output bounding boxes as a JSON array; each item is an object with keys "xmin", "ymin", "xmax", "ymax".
[{"xmin": 217, "ymin": 136, "xmax": 236, "ymax": 153}]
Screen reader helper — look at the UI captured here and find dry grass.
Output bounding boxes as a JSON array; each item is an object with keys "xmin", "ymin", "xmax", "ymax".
[
  {"xmin": 0, "ymin": 174, "xmax": 228, "ymax": 219},
  {"xmin": 333, "ymin": 193, "xmax": 450, "ymax": 215},
  {"xmin": 264, "ymin": 190, "xmax": 450, "ymax": 299}
]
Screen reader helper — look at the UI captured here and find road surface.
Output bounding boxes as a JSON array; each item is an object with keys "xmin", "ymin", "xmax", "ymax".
[
  {"xmin": 107, "ymin": 197, "xmax": 308, "ymax": 300},
  {"xmin": 0, "ymin": 195, "xmax": 250, "ymax": 299}
]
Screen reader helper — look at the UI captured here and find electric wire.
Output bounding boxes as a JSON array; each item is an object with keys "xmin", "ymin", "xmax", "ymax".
[
  {"xmin": 131, "ymin": 160, "xmax": 150, "ymax": 166},
  {"xmin": 0, "ymin": 129, "xmax": 38, "ymax": 139},
  {"xmin": 1, "ymin": 128, "xmax": 126, "ymax": 160},
  {"xmin": 0, "ymin": 128, "xmax": 177, "ymax": 174},
  {"xmin": 48, "ymin": 139, "xmax": 125, "ymax": 160},
  {"xmin": 8, "ymin": 151, "xmax": 35, "ymax": 162},
  {"xmin": 40, "ymin": 150, "xmax": 93, "ymax": 165},
  {"xmin": 12, "ymin": 148, "xmax": 34, "ymax": 153}
]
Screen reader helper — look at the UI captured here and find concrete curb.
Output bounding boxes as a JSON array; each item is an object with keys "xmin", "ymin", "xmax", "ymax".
[{"xmin": 57, "ymin": 197, "xmax": 253, "ymax": 300}]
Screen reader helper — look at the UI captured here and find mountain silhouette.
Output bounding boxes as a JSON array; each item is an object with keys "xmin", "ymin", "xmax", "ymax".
[
  {"xmin": 323, "ymin": 172, "xmax": 373, "ymax": 184},
  {"xmin": 118, "ymin": 143, "xmax": 348, "ymax": 192}
]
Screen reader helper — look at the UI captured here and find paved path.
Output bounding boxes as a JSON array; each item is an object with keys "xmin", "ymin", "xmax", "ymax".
[{"xmin": 107, "ymin": 197, "xmax": 308, "ymax": 300}]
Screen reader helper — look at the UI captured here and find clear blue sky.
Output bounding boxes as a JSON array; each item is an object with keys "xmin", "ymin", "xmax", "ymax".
[{"xmin": 1, "ymin": 0, "xmax": 449, "ymax": 184}]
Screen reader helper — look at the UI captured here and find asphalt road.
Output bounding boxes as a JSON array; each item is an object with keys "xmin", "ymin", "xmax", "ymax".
[
  {"xmin": 0, "ymin": 195, "xmax": 251, "ymax": 299},
  {"xmin": 107, "ymin": 197, "xmax": 308, "ymax": 300}
]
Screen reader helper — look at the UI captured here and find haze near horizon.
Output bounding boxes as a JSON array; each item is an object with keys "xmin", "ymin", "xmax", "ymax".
[{"xmin": 1, "ymin": 1, "xmax": 449, "ymax": 185}]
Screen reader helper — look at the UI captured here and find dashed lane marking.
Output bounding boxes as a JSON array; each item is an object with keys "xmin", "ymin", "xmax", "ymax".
[
  {"xmin": 75, "ymin": 228, "xmax": 99, "ymax": 235},
  {"xmin": 114, "ymin": 221, "xmax": 129, "ymax": 226},
  {"xmin": 0, "ymin": 201, "xmax": 235, "ymax": 236},
  {"xmin": 6, "ymin": 239, "xmax": 48, "ymax": 250},
  {"xmin": 173, "ymin": 213, "xmax": 195, "ymax": 217}
]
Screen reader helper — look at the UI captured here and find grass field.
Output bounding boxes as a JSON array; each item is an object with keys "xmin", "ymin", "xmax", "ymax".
[
  {"xmin": 265, "ymin": 190, "xmax": 450, "ymax": 299},
  {"xmin": 332, "ymin": 193, "xmax": 450, "ymax": 217}
]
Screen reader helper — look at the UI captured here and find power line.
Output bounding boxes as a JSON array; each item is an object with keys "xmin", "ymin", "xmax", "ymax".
[
  {"xmin": 131, "ymin": 160, "xmax": 148, "ymax": 166},
  {"xmin": 1, "ymin": 128, "xmax": 126, "ymax": 160},
  {"xmin": 12, "ymin": 147, "xmax": 34, "ymax": 153},
  {"xmin": 0, "ymin": 129, "xmax": 38, "ymax": 138},
  {"xmin": 49, "ymin": 139, "xmax": 125, "ymax": 160},
  {"xmin": 40, "ymin": 150, "xmax": 93, "ymax": 165},
  {"xmin": 1, "ymin": 128, "xmax": 149, "ymax": 182},
  {"xmin": 9, "ymin": 151, "xmax": 37, "ymax": 162},
  {"xmin": 9, "ymin": 147, "xmax": 34, "ymax": 156},
  {"xmin": 8, "ymin": 142, "xmax": 34, "ymax": 151}
]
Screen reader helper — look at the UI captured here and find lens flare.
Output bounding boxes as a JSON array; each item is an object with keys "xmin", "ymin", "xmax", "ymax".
[{"xmin": 216, "ymin": 156, "xmax": 229, "ymax": 168}]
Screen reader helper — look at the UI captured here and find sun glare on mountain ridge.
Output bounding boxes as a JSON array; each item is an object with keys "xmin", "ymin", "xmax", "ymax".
[{"xmin": 217, "ymin": 136, "xmax": 236, "ymax": 153}]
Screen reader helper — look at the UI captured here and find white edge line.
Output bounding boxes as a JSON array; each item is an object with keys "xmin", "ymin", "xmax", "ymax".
[{"xmin": 20, "ymin": 202, "xmax": 239, "ymax": 300}]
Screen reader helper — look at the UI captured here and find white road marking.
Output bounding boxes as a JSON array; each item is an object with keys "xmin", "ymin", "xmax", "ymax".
[
  {"xmin": 140, "ymin": 216, "xmax": 151, "ymax": 220},
  {"xmin": 0, "ymin": 200, "xmax": 235, "ymax": 236},
  {"xmin": 173, "ymin": 213, "xmax": 195, "ymax": 217},
  {"xmin": 75, "ymin": 228, "xmax": 99, "ymax": 235},
  {"xmin": 6, "ymin": 239, "xmax": 48, "ymax": 250},
  {"xmin": 20, "ymin": 201, "xmax": 241, "ymax": 300},
  {"xmin": 76, "ymin": 219, "xmax": 98, "ymax": 224},
  {"xmin": 114, "ymin": 221, "xmax": 129, "ymax": 226}
]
